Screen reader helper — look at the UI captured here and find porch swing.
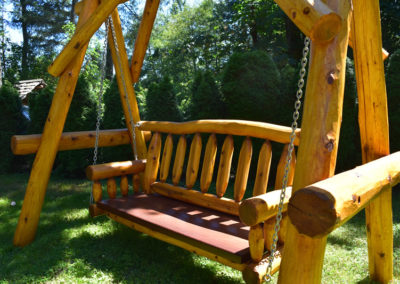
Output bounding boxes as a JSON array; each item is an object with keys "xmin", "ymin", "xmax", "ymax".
[{"xmin": 11, "ymin": 0, "xmax": 399, "ymax": 283}]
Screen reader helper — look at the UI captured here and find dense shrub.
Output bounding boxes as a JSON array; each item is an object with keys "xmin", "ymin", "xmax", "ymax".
[
  {"xmin": 387, "ymin": 49, "xmax": 400, "ymax": 152},
  {"xmin": 336, "ymin": 58, "xmax": 361, "ymax": 172},
  {"xmin": 55, "ymin": 76, "xmax": 97, "ymax": 177},
  {"xmin": 102, "ymin": 77, "xmax": 133, "ymax": 162},
  {"xmin": 221, "ymin": 50, "xmax": 281, "ymax": 123},
  {"xmin": 146, "ymin": 76, "xmax": 182, "ymax": 121},
  {"xmin": 189, "ymin": 70, "xmax": 225, "ymax": 120},
  {"xmin": 0, "ymin": 83, "xmax": 28, "ymax": 173},
  {"xmin": 28, "ymin": 85, "xmax": 54, "ymax": 134}
]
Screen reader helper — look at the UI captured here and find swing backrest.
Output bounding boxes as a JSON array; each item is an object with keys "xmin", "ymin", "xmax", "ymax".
[{"xmin": 139, "ymin": 119, "xmax": 299, "ymax": 216}]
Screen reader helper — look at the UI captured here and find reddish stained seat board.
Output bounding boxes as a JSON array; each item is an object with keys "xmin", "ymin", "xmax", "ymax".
[{"xmin": 97, "ymin": 193, "xmax": 251, "ymax": 263}]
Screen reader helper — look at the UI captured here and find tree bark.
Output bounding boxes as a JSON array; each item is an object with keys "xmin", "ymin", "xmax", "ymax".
[{"xmin": 20, "ymin": 0, "xmax": 29, "ymax": 80}]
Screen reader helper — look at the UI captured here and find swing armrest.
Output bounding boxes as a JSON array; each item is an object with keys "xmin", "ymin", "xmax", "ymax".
[
  {"xmin": 239, "ymin": 187, "xmax": 292, "ymax": 226},
  {"xmin": 288, "ymin": 151, "xmax": 400, "ymax": 238},
  {"xmin": 86, "ymin": 159, "xmax": 147, "ymax": 181}
]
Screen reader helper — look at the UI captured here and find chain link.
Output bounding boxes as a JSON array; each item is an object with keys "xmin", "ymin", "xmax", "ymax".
[
  {"xmin": 264, "ymin": 36, "xmax": 310, "ymax": 282},
  {"xmin": 90, "ymin": 18, "xmax": 111, "ymax": 204},
  {"xmin": 108, "ymin": 16, "xmax": 138, "ymax": 160}
]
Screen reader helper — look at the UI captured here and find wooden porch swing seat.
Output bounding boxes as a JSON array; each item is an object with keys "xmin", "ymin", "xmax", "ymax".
[
  {"xmin": 11, "ymin": 0, "xmax": 399, "ymax": 283},
  {"xmin": 86, "ymin": 119, "xmax": 299, "ymax": 275}
]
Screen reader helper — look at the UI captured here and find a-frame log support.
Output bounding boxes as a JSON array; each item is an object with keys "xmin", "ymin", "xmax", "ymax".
[
  {"xmin": 13, "ymin": 0, "xmax": 99, "ymax": 246},
  {"xmin": 352, "ymin": 0, "xmax": 393, "ymax": 282},
  {"xmin": 130, "ymin": 0, "xmax": 160, "ymax": 83},
  {"xmin": 277, "ymin": 0, "xmax": 352, "ymax": 283}
]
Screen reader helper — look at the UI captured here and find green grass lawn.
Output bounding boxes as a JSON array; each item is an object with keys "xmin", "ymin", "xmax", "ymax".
[{"xmin": 0, "ymin": 173, "xmax": 399, "ymax": 283}]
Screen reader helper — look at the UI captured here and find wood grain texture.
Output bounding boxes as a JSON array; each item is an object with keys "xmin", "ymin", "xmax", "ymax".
[
  {"xmin": 239, "ymin": 187, "xmax": 292, "ymax": 227},
  {"xmin": 274, "ymin": 144, "xmax": 296, "ymax": 190},
  {"xmin": 160, "ymin": 134, "xmax": 173, "ymax": 182},
  {"xmin": 86, "ymin": 160, "xmax": 146, "ymax": 181},
  {"xmin": 278, "ymin": 0, "xmax": 352, "ymax": 282},
  {"xmin": 13, "ymin": 0, "xmax": 99, "ymax": 247},
  {"xmin": 216, "ymin": 135, "xmax": 234, "ymax": 198},
  {"xmin": 138, "ymin": 120, "xmax": 300, "ymax": 145},
  {"xmin": 200, "ymin": 134, "xmax": 217, "ymax": 193},
  {"xmin": 274, "ymin": 0, "xmax": 341, "ymax": 43},
  {"xmin": 151, "ymin": 182, "xmax": 240, "ymax": 216},
  {"xmin": 249, "ymin": 224, "xmax": 264, "ymax": 262},
  {"xmin": 107, "ymin": 178, "xmax": 117, "ymax": 199},
  {"xmin": 92, "ymin": 180, "xmax": 102, "ymax": 202},
  {"xmin": 253, "ymin": 140, "xmax": 272, "ymax": 196},
  {"xmin": 186, "ymin": 133, "xmax": 202, "ymax": 189},
  {"xmin": 11, "ymin": 129, "xmax": 151, "ymax": 155},
  {"xmin": 288, "ymin": 152, "xmax": 400, "ymax": 237},
  {"xmin": 172, "ymin": 135, "xmax": 187, "ymax": 185},
  {"xmin": 234, "ymin": 137, "xmax": 252, "ymax": 202},
  {"xmin": 143, "ymin": 132, "xmax": 161, "ymax": 193},
  {"xmin": 352, "ymin": 0, "xmax": 393, "ymax": 281}
]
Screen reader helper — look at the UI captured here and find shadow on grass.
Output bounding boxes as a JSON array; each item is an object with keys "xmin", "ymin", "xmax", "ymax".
[{"xmin": 0, "ymin": 173, "xmax": 243, "ymax": 283}]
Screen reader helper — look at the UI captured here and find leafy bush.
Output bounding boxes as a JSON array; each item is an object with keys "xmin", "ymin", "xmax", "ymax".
[
  {"xmin": 387, "ymin": 49, "xmax": 400, "ymax": 152},
  {"xmin": 221, "ymin": 50, "xmax": 281, "ymax": 123},
  {"xmin": 0, "ymin": 83, "xmax": 28, "ymax": 173},
  {"xmin": 146, "ymin": 76, "xmax": 182, "ymax": 121},
  {"xmin": 102, "ymin": 77, "xmax": 133, "ymax": 162},
  {"xmin": 189, "ymin": 70, "xmax": 225, "ymax": 120},
  {"xmin": 336, "ymin": 58, "xmax": 361, "ymax": 172},
  {"xmin": 28, "ymin": 85, "xmax": 54, "ymax": 134},
  {"xmin": 55, "ymin": 76, "xmax": 97, "ymax": 177}
]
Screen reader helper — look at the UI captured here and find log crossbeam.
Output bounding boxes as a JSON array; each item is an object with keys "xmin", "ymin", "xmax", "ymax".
[{"xmin": 288, "ymin": 152, "xmax": 400, "ymax": 238}]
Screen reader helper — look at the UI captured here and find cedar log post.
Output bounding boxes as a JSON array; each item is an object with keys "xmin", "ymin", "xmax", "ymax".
[
  {"xmin": 352, "ymin": 0, "xmax": 393, "ymax": 281},
  {"xmin": 107, "ymin": 9, "xmax": 147, "ymax": 160},
  {"xmin": 276, "ymin": 0, "xmax": 352, "ymax": 283},
  {"xmin": 13, "ymin": 0, "xmax": 99, "ymax": 246}
]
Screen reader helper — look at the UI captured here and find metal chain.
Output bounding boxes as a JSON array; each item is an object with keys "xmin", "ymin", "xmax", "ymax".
[
  {"xmin": 108, "ymin": 16, "xmax": 138, "ymax": 160},
  {"xmin": 90, "ymin": 18, "xmax": 111, "ymax": 204},
  {"xmin": 264, "ymin": 36, "xmax": 310, "ymax": 282}
]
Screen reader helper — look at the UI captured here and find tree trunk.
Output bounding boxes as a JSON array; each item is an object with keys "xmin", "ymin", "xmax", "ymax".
[
  {"xmin": 70, "ymin": 0, "xmax": 77, "ymax": 23},
  {"xmin": 20, "ymin": 0, "xmax": 29, "ymax": 80}
]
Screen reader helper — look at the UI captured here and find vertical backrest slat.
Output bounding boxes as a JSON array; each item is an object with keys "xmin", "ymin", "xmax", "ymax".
[
  {"xmin": 92, "ymin": 181, "xmax": 102, "ymax": 202},
  {"xmin": 160, "ymin": 134, "xmax": 173, "ymax": 182},
  {"xmin": 200, "ymin": 134, "xmax": 217, "ymax": 193},
  {"xmin": 120, "ymin": 175, "xmax": 129, "ymax": 196},
  {"xmin": 234, "ymin": 137, "xmax": 253, "ymax": 202},
  {"xmin": 275, "ymin": 144, "xmax": 296, "ymax": 189},
  {"xmin": 144, "ymin": 132, "xmax": 162, "ymax": 193},
  {"xmin": 172, "ymin": 135, "xmax": 187, "ymax": 185},
  {"xmin": 216, "ymin": 135, "xmax": 234, "ymax": 197},
  {"xmin": 186, "ymin": 133, "xmax": 202, "ymax": 188},
  {"xmin": 253, "ymin": 140, "xmax": 272, "ymax": 196},
  {"xmin": 107, "ymin": 178, "xmax": 117, "ymax": 199}
]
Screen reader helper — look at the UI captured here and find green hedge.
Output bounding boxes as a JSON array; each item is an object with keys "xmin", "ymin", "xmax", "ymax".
[{"xmin": 0, "ymin": 83, "xmax": 28, "ymax": 173}]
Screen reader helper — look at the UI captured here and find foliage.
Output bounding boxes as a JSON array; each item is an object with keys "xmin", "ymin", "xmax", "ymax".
[
  {"xmin": 387, "ymin": 49, "xmax": 400, "ymax": 152},
  {"xmin": 146, "ymin": 76, "xmax": 182, "ymax": 121},
  {"xmin": 188, "ymin": 70, "xmax": 225, "ymax": 120},
  {"xmin": 336, "ymin": 58, "xmax": 361, "ymax": 172},
  {"xmin": 55, "ymin": 75, "xmax": 97, "ymax": 177},
  {"xmin": 28, "ymin": 84, "xmax": 54, "ymax": 134},
  {"xmin": 0, "ymin": 82, "xmax": 27, "ymax": 172},
  {"xmin": 221, "ymin": 50, "xmax": 281, "ymax": 123},
  {"xmin": 101, "ymin": 76, "xmax": 133, "ymax": 163}
]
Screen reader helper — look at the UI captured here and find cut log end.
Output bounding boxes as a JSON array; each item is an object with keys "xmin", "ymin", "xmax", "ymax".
[
  {"xmin": 310, "ymin": 13, "xmax": 342, "ymax": 43},
  {"xmin": 288, "ymin": 186, "xmax": 337, "ymax": 237},
  {"xmin": 239, "ymin": 199, "xmax": 264, "ymax": 226}
]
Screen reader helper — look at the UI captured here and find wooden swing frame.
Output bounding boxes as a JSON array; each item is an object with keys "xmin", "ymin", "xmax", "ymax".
[{"xmin": 11, "ymin": 0, "xmax": 397, "ymax": 283}]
